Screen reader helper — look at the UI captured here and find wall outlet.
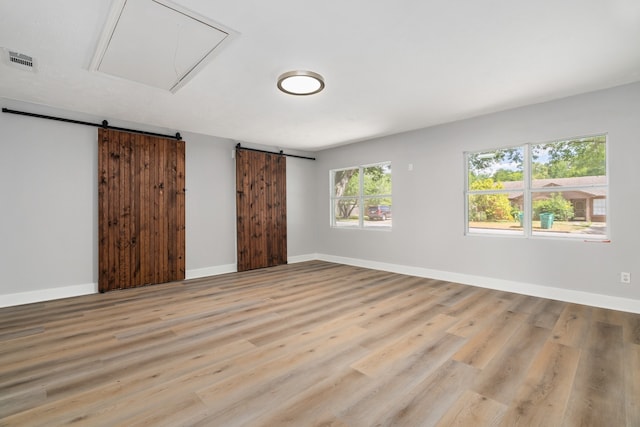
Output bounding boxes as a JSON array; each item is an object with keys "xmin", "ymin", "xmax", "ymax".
[{"xmin": 620, "ymin": 272, "xmax": 631, "ymax": 283}]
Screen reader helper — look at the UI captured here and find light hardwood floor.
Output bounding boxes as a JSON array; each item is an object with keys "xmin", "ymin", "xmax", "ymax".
[{"xmin": 1, "ymin": 261, "xmax": 639, "ymax": 426}]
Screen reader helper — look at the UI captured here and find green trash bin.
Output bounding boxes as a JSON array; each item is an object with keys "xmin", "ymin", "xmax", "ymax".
[
  {"xmin": 540, "ymin": 213, "xmax": 554, "ymax": 229},
  {"xmin": 518, "ymin": 212, "xmax": 523, "ymax": 227}
]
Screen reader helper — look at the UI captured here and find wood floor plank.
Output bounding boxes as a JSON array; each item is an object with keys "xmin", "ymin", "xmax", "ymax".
[
  {"xmin": 335, "ymin": 334, "xmax": 468, "ymax": 426},
  {"xmin": 563, "ymin": 321, "xmax": 626, "ymax": 426},
  {"xmin": 0, "ymin": 337, "xmax": 256, "ymax": 425},
  {"xmin": 527, "ymin": 298, "xmax": 565, "ymax": 329},
  {"xmin": 443, "ymin": 288, "xmax": 497, "ymax": 317},
  {"xmin": 195, "ymin": 325, "xmax": 368, "ymax": 409},
  {"xmin": 244, "ymin": 368, "xmax": 369, "ymax": 427},
  {"xmin": 351, "ymin": 313, "xmax": 457, "ymax": 377},
  {"xmin": 434, "ymin": 390, "xmax": 507, "ymax": 427},
  {"xmin": 625, "ymin": 342, "xmax": 640, "ymax": 427},
  {"xmin": 446, "ymin": 295, "xmax": 509, "ymax": 338},
  {"xmin": 0, "ymin": 260, "xmax": 638, "ymax": 426},
  {"xmin": 499, "ymin": 341, "xmax": 580, "ymax": 426},
  {"xmin": 506, "ymin": 294, "xmax": 545, "ymax": 315},
  {"xmin": 592, "ymin": 305, "xmax": 627, "ymax": 325},
  {"xmin": 194, "ymin": 335, "xmax": 368, "ymax": 426},
  {"xmin": 374, "ymin": 360, "xmax": 479, "ymax": 427},
  {"xmin": 452, "ymin": 309, "xmax": 528, "ymax": 369},
  {"xmin": 471, "ymin": 322, "xmax": 549, "ymax": 405},
  {"xmin": 551, "ymin": 302, "xmax": 592, "ymax": 348},
  {"xmin": 623, "ymin": 312, "xmax": 640, "ymax": 345}
]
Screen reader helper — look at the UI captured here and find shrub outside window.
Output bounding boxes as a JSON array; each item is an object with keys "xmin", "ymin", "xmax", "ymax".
[
  {"xmin": 331, "ymin": 162, "xmax": 392, "ymax": 229},
  {"xmin": 466, "ymin": 135, "xmax": 607, "ymax": 239}
]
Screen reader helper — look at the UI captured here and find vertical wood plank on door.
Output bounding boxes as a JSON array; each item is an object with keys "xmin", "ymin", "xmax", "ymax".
[
  {"xmin": 153, "ymin": 136, "xmax": 160, "ymax": 285},
  {"xmin": 247, "ymin": 150, "xmax": 254, "ymax": 270},
  {"xmin": 252, "ymin": 152, "xmax": 264, "ymax": 269},
  {"xmin": 159, "ymin": 137, "xmax": 167, "ymax": 284},
  {"xmin": 236, "ymin": 150, "xmax": 248, "ymax": 270},
  {"xmin": 167, "ymin": 140, "xmax": 176, "ymax": 281},
  {"xmin": 151, "ymin": 137, "xmax": 159, "ymax": 286},
  {"xmin": 98, "ymin": 129, "xmax": 185, "ymax": 292},
  {"xmin": 276, "ymin": 155, "xmax": 287, "ymax": 265},
  {"xmin": 141, "ymin": 135, "xmax": 151, "ymax": 286},
  {"xmin": 265, "ymin": 154, "xmax": 274, "ymax": 267},
  {"xmin": 258, "ymin": 154, "xmax": 267, "ymax": 268},
  {"xmin": 131, "ymin": 133, "xmax": 141, "ymax": 285},
  {"xmin": 261, "ymin": 154, "xmax": 269, "ymax": 269},
  {"xmin": 177, "ymin": 140, "xmax": 186, "ymax": 279},
  {"xmin": 98, "ymin": 129, "xmax": 110, "ymax": 290},
  {"xmin": 108, "ymin": 131, "xmax": 120, "ymax": 291},
  {"xmin": 120, "ymin": 131, "xmax": 131, "ymax": 289},
  {"xmin": 236, "ymin": 149, "xmax": 287, "ymax": 272}
]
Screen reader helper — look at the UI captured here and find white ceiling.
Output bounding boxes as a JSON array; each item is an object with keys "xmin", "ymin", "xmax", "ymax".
[{"xmin": 1, "ymin": 0, "xmax": 639, "ymax": 151}]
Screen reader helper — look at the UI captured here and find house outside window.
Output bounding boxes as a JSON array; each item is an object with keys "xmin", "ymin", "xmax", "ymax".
[
  {"xmin": 331, "ymin": 162, "xmax": 392, "ymax": 229},
  {"xmin": 465, "ymin": 135, "xmax": 607, "ymax": 239}
]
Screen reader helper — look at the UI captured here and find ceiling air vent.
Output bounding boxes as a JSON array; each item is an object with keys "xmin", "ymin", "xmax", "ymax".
[{"xmin": 1, "ymin": 48, "xmax": 37, "ymax": 72}]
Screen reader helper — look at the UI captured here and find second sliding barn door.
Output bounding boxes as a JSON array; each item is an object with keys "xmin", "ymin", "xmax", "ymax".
[
  {"xmin": 236, "ymin": 149, "xmax": 287, "ymax": 272},
  {"xmin": 98, "ymin": 128, "xmax": 185, "ymax": 292}
]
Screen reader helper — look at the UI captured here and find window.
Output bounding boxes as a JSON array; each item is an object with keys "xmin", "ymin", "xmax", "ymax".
[
  {"xmin": 331, "ymin": 162, "xmax": 392, "ymax": 229},
  {"xmin": 593, "ymin": 198, "xmax": 606, "ymax": 216},
  {"xmin": 465, "ymin": 135, "xmax": 607, "ymax": 239}
]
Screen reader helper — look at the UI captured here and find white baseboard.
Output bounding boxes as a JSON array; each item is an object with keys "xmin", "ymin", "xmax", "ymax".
[
  {"xmin": 288, "ymin": 253, "xmax": 319, "ymax": 264},
  {"xmin": 185, "ymin": 263, "xmax": 237, "ymax": 280},
  {"xmin": 316, "ymin": 254, "xmax": 640, "ymax": 314},
  {"xmin": 1, "ymin": 263, "xmax": 239, "ymax": 307},
  {"xmin": 1, "ymin": 282, "xmax": 98, "ymax": 308}
]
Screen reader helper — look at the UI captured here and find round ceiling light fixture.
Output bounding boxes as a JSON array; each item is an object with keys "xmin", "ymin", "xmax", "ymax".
[{"xmin": 277, "ymin": 70, "xmax": 325, "ymax": 96}]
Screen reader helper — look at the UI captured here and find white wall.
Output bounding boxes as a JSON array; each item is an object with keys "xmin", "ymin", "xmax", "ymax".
[
  {"xmin": 183, "ymin": 132, "xmax": 237, "ymax": 278},
  {"xmin": 287, "ymin": 155, "xmax": 319, "ymax": 259},
  {"xmin": 0, "ymin": 101, "xmax": 97, "ymax": 298},
  {"xmin": 315, "ymin": 82, "xmax": 640, "ymax": 311},
  {"xmin": 0, "ymin": 99, "xmax": 317, "ymax": 306}
]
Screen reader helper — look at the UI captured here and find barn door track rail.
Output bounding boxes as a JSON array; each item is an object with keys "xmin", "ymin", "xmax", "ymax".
[
  {"xmin": 2, "ymin": 107, "xmax": 182, "ymax": 140},
  {"xmin": 235, "ymin": 143, "xmax": 315, "ymax": 161}
]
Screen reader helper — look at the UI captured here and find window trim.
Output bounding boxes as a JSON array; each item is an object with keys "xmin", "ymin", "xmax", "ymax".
[
  {"xmin": 330, "ymin": 161, "xmax": 392, "ymax": 230},
  {"xmin": 465, "ymin": 134, "xmax": 608, "ymax": 240}
]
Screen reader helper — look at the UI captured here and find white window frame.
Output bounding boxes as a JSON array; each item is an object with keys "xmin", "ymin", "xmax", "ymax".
[
  {"xmin": 465, "ymin": 135, "xmax": 608, "ymax": 240},
  {"xmin": 330, "ymin": 161, "xmax": 392, "ymax": 229}
]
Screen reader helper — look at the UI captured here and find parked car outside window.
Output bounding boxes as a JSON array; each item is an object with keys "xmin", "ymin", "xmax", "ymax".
[{"xmin": 367, "ymin": 205, "xmax": 391, "ymax": 220}]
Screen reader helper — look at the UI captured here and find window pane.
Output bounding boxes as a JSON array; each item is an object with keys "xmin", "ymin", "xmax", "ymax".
[
  {"xmin": 364, "ymin": 198, "xmax": 392, "ymax": 228},
  {"xmin": 363, "ymin": 163, "xmax": 391, "ymax": 196},
  {"xmin": 333, "ymin": 198, "xmax": 360, "ymax": 227},
  {"xmin": 531, "ymin": 191, "xmax": 607, "ymax": 238},
  {"xmin": 467, "ymin": 192, "xmax": 523, "ymax": 235},
  {"xmin": 593, "ymin": 198, "xmax": 606, "ymax": 215},
  {"xmin": 531, "ymin": 135, "xmax": 606, "ymax": 187},
  {"xmin": 468, "ymin": 147, "xmax": 524, "ymax": 190},
  {"xmin": 333, "ymin": 168, "xmax": 359, "ymax": 197}
]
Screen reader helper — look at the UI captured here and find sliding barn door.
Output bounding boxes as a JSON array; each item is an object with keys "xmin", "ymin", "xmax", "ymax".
[
  {"xmin": 236, "ymin": 149, "xmax": 287, "ymax": 271},
  {"xmin": 98, "ymin": 129, "xmax": 185, "ymax": 292}
]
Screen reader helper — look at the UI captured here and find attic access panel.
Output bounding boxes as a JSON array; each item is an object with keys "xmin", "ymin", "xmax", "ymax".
[{"xmin": 91, "ymin": 0, "xmax": 234, "ymax": 92}]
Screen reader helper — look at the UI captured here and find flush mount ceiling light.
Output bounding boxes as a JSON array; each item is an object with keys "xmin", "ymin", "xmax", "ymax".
[{"xmin": 277, "ymin": 70, "xmax": 325, "ymax": 96}]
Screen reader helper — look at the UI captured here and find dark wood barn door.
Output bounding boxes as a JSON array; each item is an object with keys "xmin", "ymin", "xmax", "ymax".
[
  {"xmin": 236, "ymin": 149, "xmax": 287, "ymax": 272},
  {"xmin": 98, "ymin": 129, "xmax": 185, "ymax": 292}
]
